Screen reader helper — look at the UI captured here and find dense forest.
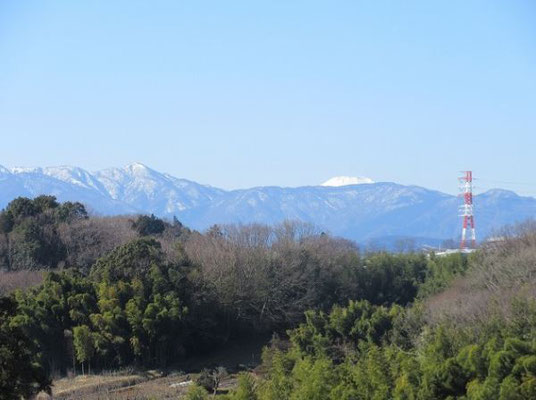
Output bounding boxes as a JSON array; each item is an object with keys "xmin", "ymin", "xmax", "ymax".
[{"xmin": 1, "ymin": 196, "xmax": 535, "ymax": 399}]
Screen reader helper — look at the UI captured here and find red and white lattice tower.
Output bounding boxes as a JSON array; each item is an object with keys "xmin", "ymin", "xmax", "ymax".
[{"xmin": 459, "ymin": 171, "xmax": 476, "ymax": 249}]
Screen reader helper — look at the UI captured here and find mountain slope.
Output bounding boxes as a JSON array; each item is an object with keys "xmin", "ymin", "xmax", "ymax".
[
  {"xmin": 0, "ymin": 163, "xmax": 535, "ymax": 244},
  {"xmin": 0, "ymin": 166, "xmax": 134, "ymax": 214},
  {"xmin": 94, "ymin": 163, "xmax": 225, "ymax": 214}
]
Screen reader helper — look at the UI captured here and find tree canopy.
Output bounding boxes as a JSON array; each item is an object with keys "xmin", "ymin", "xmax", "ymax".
[{"xmin": 3, "ymin": 196, "xmax": 536, "ymax": 399}]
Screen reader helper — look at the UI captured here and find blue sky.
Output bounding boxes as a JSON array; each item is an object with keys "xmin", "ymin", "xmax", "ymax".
[{"xmin": 1, "ymin": 1, "xmax": 535, "ymax": 195}]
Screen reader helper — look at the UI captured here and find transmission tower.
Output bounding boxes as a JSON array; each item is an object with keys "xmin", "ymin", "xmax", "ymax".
[{"xmin": 459, "ymin": 171, "xmax": 476, "ymax": 249}]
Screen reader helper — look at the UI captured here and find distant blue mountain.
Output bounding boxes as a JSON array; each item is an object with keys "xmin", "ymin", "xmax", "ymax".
[{"xmin": 0, "ymin": 163, "xmax": 534, "ymax": 245}]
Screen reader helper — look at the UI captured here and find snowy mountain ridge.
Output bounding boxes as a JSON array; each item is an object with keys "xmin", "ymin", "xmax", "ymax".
[{"xmin": 0, "ymin": 163, "xmax": 535, "ymax": 245}]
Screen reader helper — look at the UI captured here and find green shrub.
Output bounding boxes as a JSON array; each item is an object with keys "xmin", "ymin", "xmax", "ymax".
[{"xmin": 184, "ymin": 384, "xmax": 209, "ymax": 400}]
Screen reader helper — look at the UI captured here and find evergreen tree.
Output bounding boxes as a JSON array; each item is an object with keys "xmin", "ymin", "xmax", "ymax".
[
  {"xmin": 0, "ymin": 297, "xmax": 50, "ymax": 399},
  {"xmin": 73, "ymin": 325, "xmax": 95, "ymax": 375}
]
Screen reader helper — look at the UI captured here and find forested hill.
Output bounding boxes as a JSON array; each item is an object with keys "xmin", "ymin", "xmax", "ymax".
[
  {"xmin": 0, "ymin": 196, "xmax": 441, "ymax": 397},
  {"xmin": 1, "ymin": 163, "xmax": 536, "ymax": 245},
  {"xmin": 2, "ymin": 196, "xmax": 536, "ymax": 399}
]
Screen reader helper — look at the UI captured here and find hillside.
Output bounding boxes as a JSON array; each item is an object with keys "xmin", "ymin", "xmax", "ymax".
[{"xmin": 3, "ymin": 197, "xmax": 536, "ymax": 399}]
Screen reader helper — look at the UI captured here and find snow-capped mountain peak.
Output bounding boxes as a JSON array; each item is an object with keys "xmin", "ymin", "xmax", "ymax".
[
  {"xmin": 321, "ymin": 176, "xmax": 374, "ymax": 187},
  {"xmin": 42, "ymin": 166, "xmax": 103, "ymax": 189},
  {"xmin": 125, "ymin": 162, "xmax": 151, "ymax": 173}
]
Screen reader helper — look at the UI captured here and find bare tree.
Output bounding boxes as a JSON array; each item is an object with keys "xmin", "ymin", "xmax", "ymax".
[
  {"xmin": 184, "ymin": 220, "xmax": 361, "ymax": 329},
  {"xmin": 57, "ymin": 216, "xmax": 136, "ymax": 271},
  {"xmin": 424, "ymin": 220, "xmax": 536, "ymax": 330}
]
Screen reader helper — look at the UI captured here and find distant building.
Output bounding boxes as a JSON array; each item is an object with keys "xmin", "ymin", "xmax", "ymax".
[{"xmin": 437, "ymin": 248, "xmax": 475, "ymax": 257}]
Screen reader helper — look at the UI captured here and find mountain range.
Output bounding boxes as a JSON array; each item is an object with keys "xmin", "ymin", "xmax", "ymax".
[{"xmin": 1, "ymin": 163, "xmax": 535, "ymax": 247}]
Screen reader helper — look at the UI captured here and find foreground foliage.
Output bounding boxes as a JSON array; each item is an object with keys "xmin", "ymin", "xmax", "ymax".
[
  {"xmin": 0, "ymin": 297, "xmax": 50, "ymax": 399},
  {"xmin": 253, "ymin": 298, "xmax": 536, "ymax": 400},
  {"xmin": 5, "ymin": 196, "xmax": 534, "ymax": 399},
  {"xmin": 249, "ymin": 227, "xmax": 536, "ymax": 400}
]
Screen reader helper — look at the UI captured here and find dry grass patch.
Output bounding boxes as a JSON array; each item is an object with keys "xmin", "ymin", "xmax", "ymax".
[
  {"xmin": 47, "ymin": 371, "xmax": 238, "ymax": 400},
  {"xmin": 51, "ymin": 372, "xmax": 150, "ymax": 399}
]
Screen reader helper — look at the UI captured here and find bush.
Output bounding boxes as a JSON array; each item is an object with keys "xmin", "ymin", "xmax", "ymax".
[
  {"xmin": 185, "ymin": 383, "xmax": 209, "ymax": 400},
  {"xmin": 195, "ymin": 367, "xmax": 227, "ymax": 394},
  {"xmin": 227, "ymin": 373, "xmax": 257, "ymax": 400}
]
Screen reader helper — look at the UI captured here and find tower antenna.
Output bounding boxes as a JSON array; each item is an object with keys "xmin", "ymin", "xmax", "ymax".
[{"xmin": 459, "ymin": 171, "xmax": 476, "ymax": 249}]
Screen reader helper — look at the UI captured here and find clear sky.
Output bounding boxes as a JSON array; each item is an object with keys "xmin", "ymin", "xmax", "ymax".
[{"xmin": 1, "ymin": 1, "xmax": 535, "ymax": 195}]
